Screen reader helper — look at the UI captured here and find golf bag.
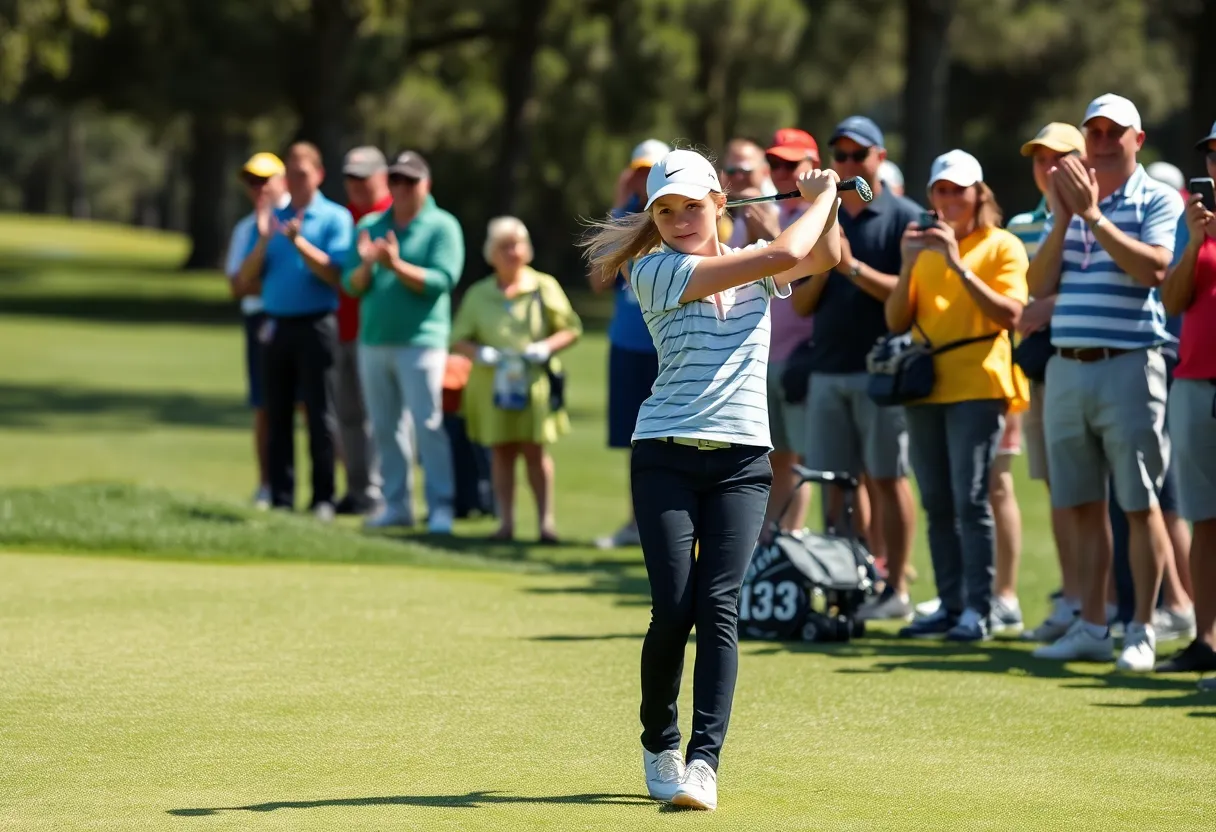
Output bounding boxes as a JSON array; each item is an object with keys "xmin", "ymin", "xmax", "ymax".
[{"xmin": 737, "ymin": 467, "xmax": 880, "ymax": 643}]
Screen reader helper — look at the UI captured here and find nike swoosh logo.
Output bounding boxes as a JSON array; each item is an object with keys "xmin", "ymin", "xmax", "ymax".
[{"xmin": 665, "ymin": 168, "xmax": 684, "ymax": 177}]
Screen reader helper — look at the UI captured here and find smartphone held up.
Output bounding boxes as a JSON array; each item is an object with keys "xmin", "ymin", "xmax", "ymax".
[{"xmin": 1190, "ymin": 177, "xmax": 1215, "ymax": 212}]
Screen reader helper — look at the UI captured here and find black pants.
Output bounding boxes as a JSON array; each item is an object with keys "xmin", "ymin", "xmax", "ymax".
[
  {"xmin": 632, "ymin": 438, "xmax": 772, "ymax": 771},
  {"xmin": 261, "ymin": 312, "xmax": 339, "ymax": 509}
]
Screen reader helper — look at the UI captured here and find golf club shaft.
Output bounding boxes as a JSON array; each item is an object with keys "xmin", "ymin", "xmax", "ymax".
[{"xmin": 725, "ymin": 176, "xmax": 871, "ymax": 207}]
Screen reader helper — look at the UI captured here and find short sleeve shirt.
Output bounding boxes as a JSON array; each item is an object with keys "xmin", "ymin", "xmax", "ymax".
[
  {"xmin": 1044, "ymin": 165, "xmax": 1184, "ymax": 349},
  {"xmin": 629, "ymin": 240, "xmax": 791, "ymax": 448}
]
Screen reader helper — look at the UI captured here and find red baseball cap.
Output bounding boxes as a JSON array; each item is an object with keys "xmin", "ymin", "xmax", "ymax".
[{"xmin": 766, "ymin": 128, "xmax": 820, "ymax": 164}]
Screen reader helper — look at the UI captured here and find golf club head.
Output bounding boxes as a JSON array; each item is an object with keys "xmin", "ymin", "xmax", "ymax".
[{"xmin": 848, "ymin": 176, "xmax": 873, "ymax": 202}]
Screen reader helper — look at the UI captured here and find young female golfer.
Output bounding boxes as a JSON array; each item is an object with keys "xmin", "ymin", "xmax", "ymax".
[{"xmin": 582, "ymin": 148, "xmax": 841, "ymax": 810}]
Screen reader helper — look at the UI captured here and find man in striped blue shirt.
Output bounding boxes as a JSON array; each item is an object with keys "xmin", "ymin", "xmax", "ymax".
[{"xmin": 1027, "ymin": 94, "xmax": 1184, "ymax": 672}]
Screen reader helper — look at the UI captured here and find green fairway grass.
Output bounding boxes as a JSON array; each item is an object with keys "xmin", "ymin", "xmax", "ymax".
[{"xmin": 1, "ymin": 216, "xmax": 1212, "ymax": 830}]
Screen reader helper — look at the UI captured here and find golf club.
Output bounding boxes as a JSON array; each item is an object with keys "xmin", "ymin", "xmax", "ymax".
[{"xmin": 725, "ymin": 175, "xmax": 872, "ymax": 207}]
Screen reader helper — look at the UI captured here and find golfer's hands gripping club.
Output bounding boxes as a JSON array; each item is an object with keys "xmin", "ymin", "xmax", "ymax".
[{"xmin": 795, "ymin": 168, "xmax": 840, "ymax": 204}]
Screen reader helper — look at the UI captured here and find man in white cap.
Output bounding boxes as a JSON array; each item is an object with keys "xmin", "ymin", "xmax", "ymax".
[
  {"xmin": 1027, "ymin": 93, "xmax": 1185, "ymax": 671},
  {"xmin": 593, "ymin": 138, "xmax": 670, "ymax": 549}
]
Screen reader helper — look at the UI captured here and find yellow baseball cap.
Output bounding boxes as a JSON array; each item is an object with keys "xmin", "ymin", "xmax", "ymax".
[
  {"xmin": 241, "ymin": 152, "xmax": 285, "ymax": 178},
  {"xmin": 1020, "ymin": 122, "xmax": 1085, "ymax": 157}
]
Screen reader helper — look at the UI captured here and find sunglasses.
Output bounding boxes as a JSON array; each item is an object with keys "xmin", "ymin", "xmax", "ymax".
[
  {"xmin": 833, "ymin": 148, "xmax": 871, "ymax": 163},
  {"xmin": 388, "ymin": 174, "xmax": 421, "ymax": 186},
  {"xmin": 722, "ymin": 165, "xmax": 755, "ymax": 176},
  {"xmin": 344, "ymin": 174, "xmax": 368, "ymax": 183},
  {"xmin": 241, "ymin": 174, "xmax": 270, "ymax": 187},
  {"xmin": 1206, "ymin": 150, "xmax": 1216, "ymax": 165}
]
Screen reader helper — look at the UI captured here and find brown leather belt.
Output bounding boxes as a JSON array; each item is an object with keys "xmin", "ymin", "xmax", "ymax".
[{"xmin": 1055, "ymin": 347, "xmax": 1133, "ymax": 363}]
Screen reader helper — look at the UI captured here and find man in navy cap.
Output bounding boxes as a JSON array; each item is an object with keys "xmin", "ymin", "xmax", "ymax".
[{"xmin": 791, "ymin": 115, "xmax": 923, "ymax": 621}]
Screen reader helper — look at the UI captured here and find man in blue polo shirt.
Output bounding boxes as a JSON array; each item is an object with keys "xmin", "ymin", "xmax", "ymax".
[
  {"xmin": 792, "ymin": 115, "xmax": 921, "ymax": 621},
  {"xmin": 593, "ymin": 139, "xmax": 668, "ymax": 550},
  {"xmin": 1028, "ymin": 94, "xmax": 1184, "ymax": 671},
  {"xmin": 235, "ymin": 141, "xmax": 354, "ymax": 520}
]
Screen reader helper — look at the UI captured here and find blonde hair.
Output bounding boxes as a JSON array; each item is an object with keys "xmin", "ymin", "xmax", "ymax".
[
  {"xmin": 975, "ymin": 182, "xmax": 1003, "ymax": 229},
  {"xmin": 579, "ymin": 192, "xmax": 727, "ymax": 286},
  {"xmin": 484, "ymin": 215, "xmax": 534, "ymax": 265}
]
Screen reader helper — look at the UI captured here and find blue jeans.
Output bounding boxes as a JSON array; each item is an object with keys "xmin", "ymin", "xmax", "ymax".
[
  {"xmin": 358, "ymin": 345, "xmax": 454, "ymax": 517},
  {"xmin": 905, "ymin": 399, "xmax": 1005, "ymax": 618}
]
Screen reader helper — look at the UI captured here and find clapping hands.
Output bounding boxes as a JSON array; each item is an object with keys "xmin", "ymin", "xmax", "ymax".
[{"xmin": 356, "ymin": 229, "xmax": 402, "ymax": 266}]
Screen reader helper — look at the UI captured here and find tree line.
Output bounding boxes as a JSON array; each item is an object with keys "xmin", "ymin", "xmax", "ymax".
[{"xmin": 1, "ymin": 0, "xmax": 1214, "ymax": 288}]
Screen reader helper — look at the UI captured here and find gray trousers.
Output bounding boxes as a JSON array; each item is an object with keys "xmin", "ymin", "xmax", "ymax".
[
  {"xmin": 905, "ymin": 399, "xmax": 1005, "ymax": 618},
  {"xmin": 332, "ymin": 340, "xmax": 381, "ymax": 499}
]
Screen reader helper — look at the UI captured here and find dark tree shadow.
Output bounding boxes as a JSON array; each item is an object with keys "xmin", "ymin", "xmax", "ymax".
[
  {"xmin": 168, "ymin": 790, "xmax": 654, "ymax": 816},
  {"xmin": 0, "ymin": 293, "xmax": 239, "ymax": 328},
  {"xmin": 0, "ymin": 383, "xmax": 250, "ymax": 431}
]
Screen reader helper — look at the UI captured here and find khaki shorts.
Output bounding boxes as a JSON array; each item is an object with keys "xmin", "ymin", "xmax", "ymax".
[
  {"xmin": 1023, "ymin": 380, "xmax": 1049, "ymax": 481},
  {"xmin": 767, "ymin": 359, "xmax": 807, "ymax": 454},
  {"xmin": 1167, "ymin": 378, "xmax": 1216, "ymax": 522},
  {"xmin": 1044, "ymin": 348, "xmax": 1169, "ymax": 512}
]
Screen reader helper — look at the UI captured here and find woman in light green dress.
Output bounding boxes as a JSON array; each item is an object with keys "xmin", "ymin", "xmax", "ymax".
[{"xmin": 451, "ymin": 217, "xmax": 583, "ymax": 543}]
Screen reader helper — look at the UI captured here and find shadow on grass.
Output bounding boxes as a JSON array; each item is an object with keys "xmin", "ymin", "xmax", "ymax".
[
  {"xmin": 0, "ymin": 382, "xmax": 250, "ymax": 431},
  {"xmin": 167, "ymin": 791, "xmax": 653, "ymax": 816},
  {"xmin": 748, "ymin": 633, "xmax": 1213, "ymax": 703},
  {"xmin": 529, "ymin": 632, "xmax": 646, "ymax": 642},
  {"xmin": 0, "ymin": 293, "xmax": 239, "ymax": 328}
]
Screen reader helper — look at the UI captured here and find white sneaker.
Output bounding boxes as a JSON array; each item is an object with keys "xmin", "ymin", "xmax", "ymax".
[
  {"xmin": 596, "ymin": 523, "xmax": 640, "ymax": 550},
  {"xmin": 990, "ymin": 596, "xmax": 1024, "ymax": 636},
  {"xmin": 642, "ymin": 749, "xmax": 684, "ymax": 802},
  {"xmin": 1021, "ymin": 596, "xmax": 1079, "ymax": 643},
  {"xmin": 1116, "ymin": 622, "xmax": 1157, "ymax": 673},
  {"xmin": 313, "ymin": 502, "xmax": 335, "ymax": 524},
  {"xmin": 364, "ymin": 506, "xmax": 414, "ymax": 529},
  {"xmin": 1032, "ymin": 619, "xmax": 1114, "ymax": 662},
  {"xmin": 671, "ymin": 759, "xmax": 717, "ymax": 811},
  {"xmin": 427, "ymin": 506, "xmax": 454, "ymax": 534},
  {"xmin": 1152, "ymin": 606, "xmax": 1197, "ymax": 643},
  {"xmin": 914, "ymin": 597, "xmax": 942, "ymax": 618},
  {"xmin": 252, "ymin": 486, "xmax": 271, "ymax": 510},
  {"xmin": 858, "ymin": 591, "xmax": 914, "ymax": 622}
]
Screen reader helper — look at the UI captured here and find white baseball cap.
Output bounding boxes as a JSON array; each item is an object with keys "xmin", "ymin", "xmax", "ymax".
[
  {"xmin": 644, "ymin": 149, "xmax": 724, "ymax": 210},
  {"xmin": 1083, "ymin": 93, "xmax": 1143, "ymax": 133},
  {"xmin": 631, "ymin": 139, "xmax": 671, "ymax": 169},
  {"xmin": 878, "ymin": 159, "xmax": 904, "ymax": 189},
  {"xmin": 928, "ymin": 149, "xmax": 984, "ymax": 188},
  {"xmin": 1146, "ymin": 161, "xmax": 1185, "ymax": 191}
]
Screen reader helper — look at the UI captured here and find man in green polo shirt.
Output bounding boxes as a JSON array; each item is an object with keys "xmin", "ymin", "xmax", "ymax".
[{"xmin": 343, "ymin": 150, "xmax": 465, "ymax": 533}]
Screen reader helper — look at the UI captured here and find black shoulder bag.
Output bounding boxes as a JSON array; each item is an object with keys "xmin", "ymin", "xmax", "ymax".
[
  {"xmin": 865, "ymin": 323, "xmax": 1002, "ymax": 407},
  {"xmin": 530, "ymin": 290, "xmax": 567, "ymax": 412},
  {"xmin": 1012, "ymin": 324, "xmax": 1054, "ymax": 383}
]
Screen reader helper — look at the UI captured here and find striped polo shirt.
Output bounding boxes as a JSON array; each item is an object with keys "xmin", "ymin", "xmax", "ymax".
[
  {"xmin": 1044, "ymin": 165, "xmax": 1184, "ymax": 349},
  {"xmin": 629, "ymin": 239, "xmax": 791, "ymax": 449},
  {"xmin": 1006, "ymin": 198, "xmax": 1048, "ymax": 259}
]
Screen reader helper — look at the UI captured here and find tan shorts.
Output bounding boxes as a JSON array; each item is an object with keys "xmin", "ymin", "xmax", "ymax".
[
  {"xmin": 1023, "ymin": 380, "xmax": 1049, "ymax": 480},
  {"xmin": 1044, "ymin": 349, "xmax": 1169, "ymax": 512}
]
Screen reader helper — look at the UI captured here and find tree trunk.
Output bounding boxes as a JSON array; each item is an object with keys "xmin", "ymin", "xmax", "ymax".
[
  {"xmin": 292, "ymin": 0, "xmax": 360, "ymax": 203},
  {"xmin": 902, "ymin": 0, "xmax": 955, "ymax": 199},
  {"xmin": 182, "ymin": 113, "xmax": 230, "ymax": 270},
  {"xmin": 489, "ymin": 0, "xmax": 551, "ymax": 218},
  {"xmin": 1187, "ymin": 0, "xmax": 1216, "ymax": 177},
  {"xmin": 64, "ymin": 109, "xmax": 89, "ymax": 219}
]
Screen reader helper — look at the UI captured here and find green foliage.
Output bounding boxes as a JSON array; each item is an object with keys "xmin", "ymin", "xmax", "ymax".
[
  {"xmin": 0, "ymin": 0, "xmax": 1207, "ymax": 276},
  {"xmin": 0, "ymin": 0, "xmax": 106, "ymax": 100}
]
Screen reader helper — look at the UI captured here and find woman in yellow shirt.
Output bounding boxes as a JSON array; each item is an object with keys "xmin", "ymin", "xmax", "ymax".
[
  {"xmin": 884, "ymin": 149, "xmax": 1029, "ymax": 642},
  {"xmin": 451, "ymin": 217, "xmax": 583, "ymax": 543}
]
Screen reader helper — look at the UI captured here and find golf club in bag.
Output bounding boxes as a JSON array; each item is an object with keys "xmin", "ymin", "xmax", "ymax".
[{"xmin": 737, "ymin": 466, "xmax": 881, "ymax": 643}]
